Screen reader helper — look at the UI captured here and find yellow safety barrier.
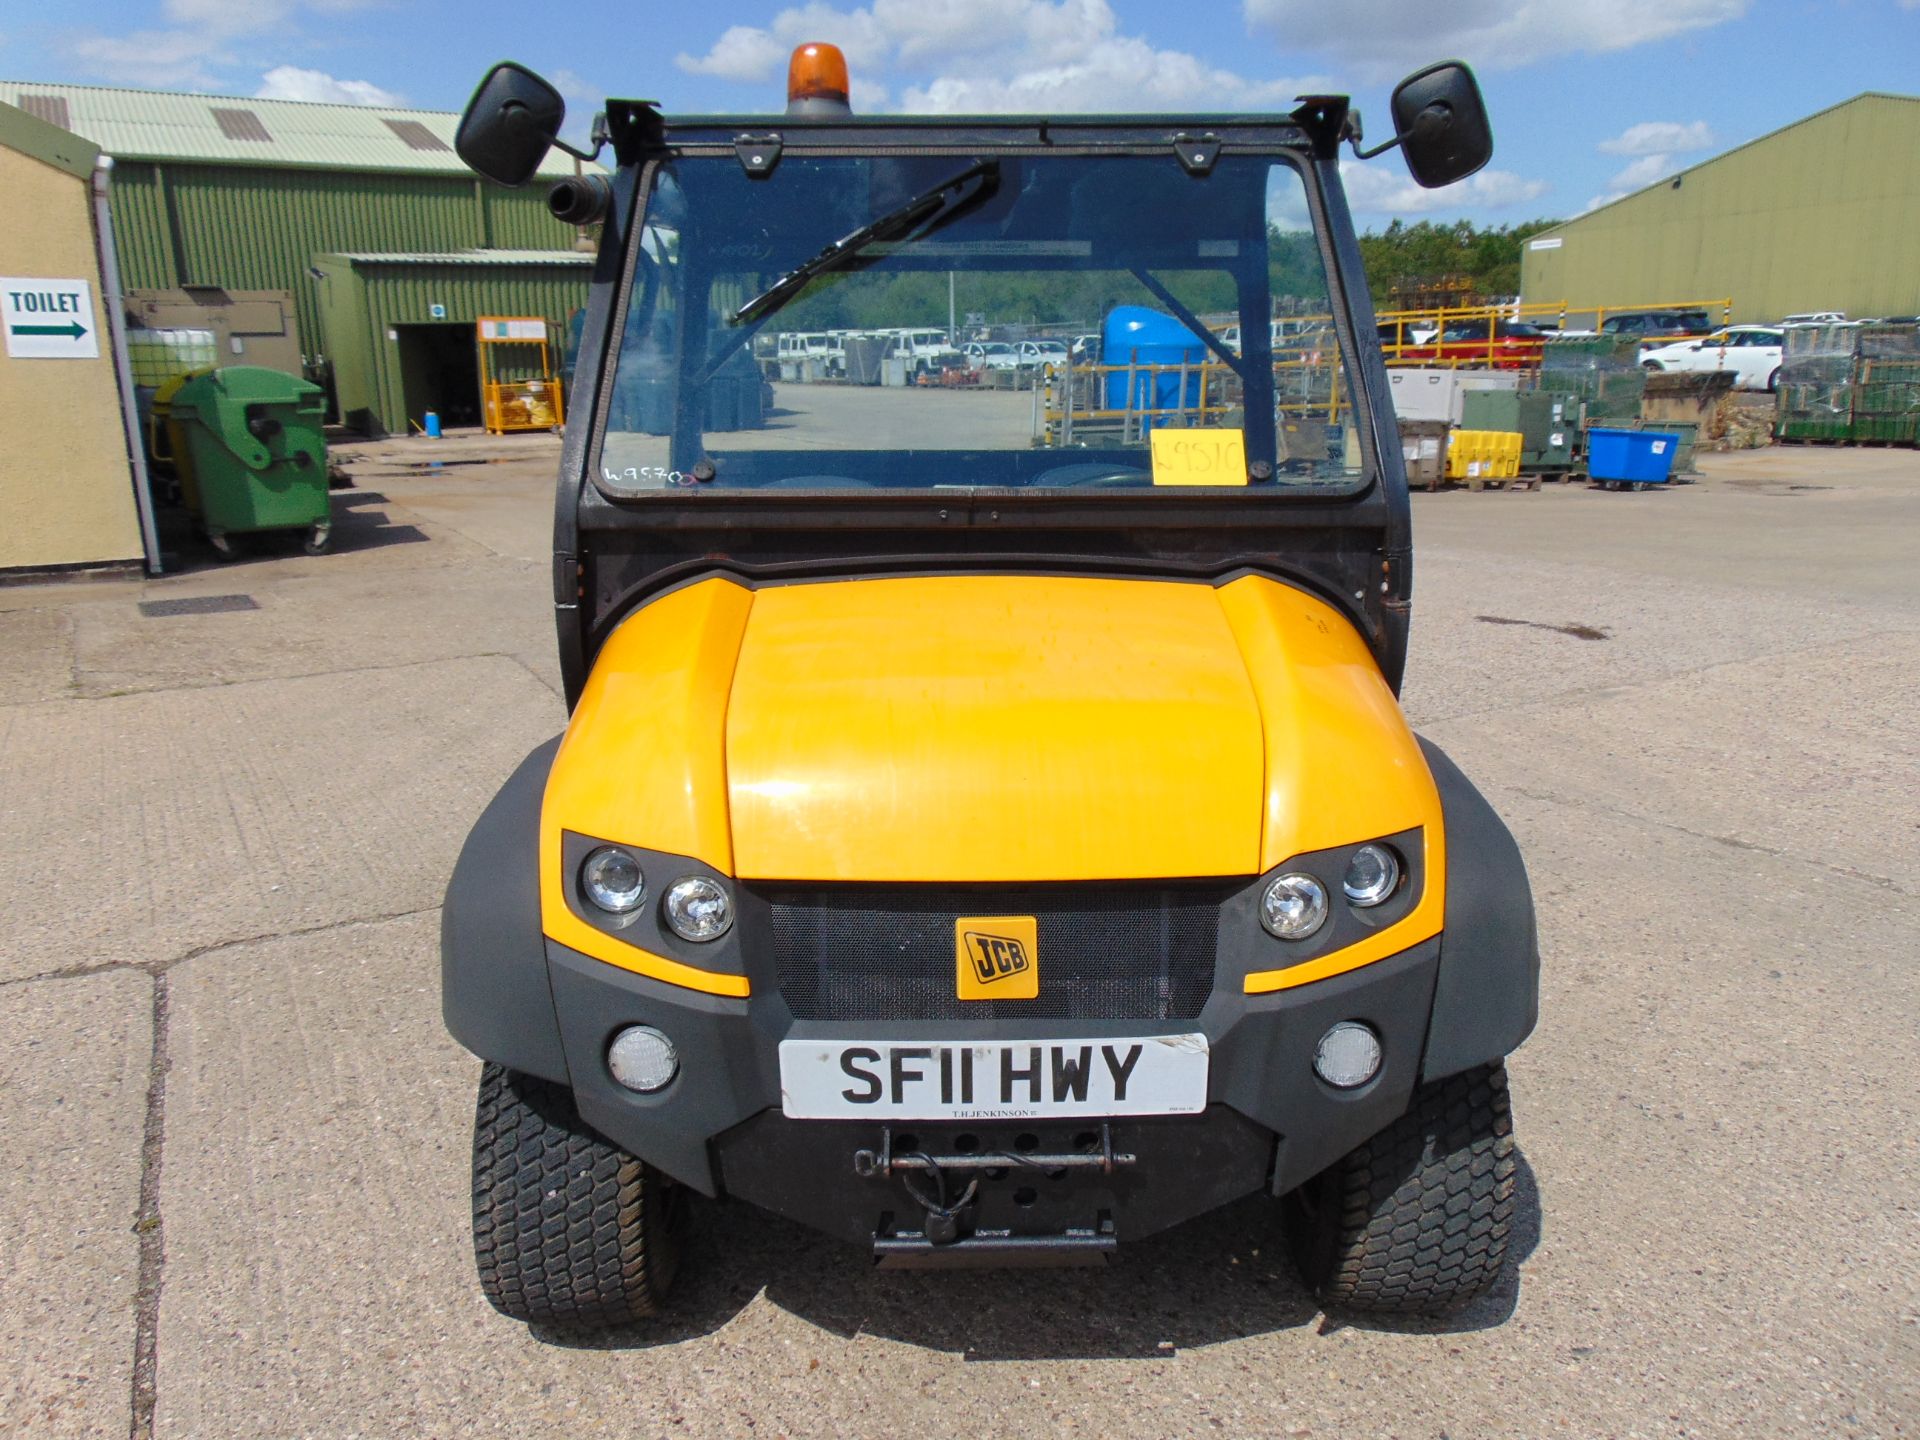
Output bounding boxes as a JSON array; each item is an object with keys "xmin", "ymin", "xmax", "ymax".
[{"xmin": 1446, "ymin": 429, "xmax": 1522, "ymax": 480}]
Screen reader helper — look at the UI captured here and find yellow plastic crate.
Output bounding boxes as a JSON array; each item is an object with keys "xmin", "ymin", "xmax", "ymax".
[{"xmin": 1446, "ymin": 429, "xmax": 1522, "ymax": 480}]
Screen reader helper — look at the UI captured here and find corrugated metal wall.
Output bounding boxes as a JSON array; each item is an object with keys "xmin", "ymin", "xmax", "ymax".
[
  {"xmin": 318, "ymin": 257, "xmax": 588, "ymax": 433},
  {"xmin": 1522, "ymin": 95, "xmax": 1920, "ymax": 323},
  {"xmin": 104, "ymin": 160, "xmax": 577, "ymax": 360}
]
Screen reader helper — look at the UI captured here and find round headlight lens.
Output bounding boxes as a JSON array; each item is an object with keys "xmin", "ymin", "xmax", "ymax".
[
  {"xmin": 663, "ymin": 876, "xmax": 733, "ymax": 942},
  {"xmin": 580, "ymin": 846, "xmax": 645, "ymax": 914},
  {"xmin": 1261, "ymin": 872, "xmax": 1328, "ymax": 940},
  {"xmin": 1343, "ymin": 844, "xmax": 1401, "ymax": 907},
  {"xmin": 1313, "ymin": 1022, "xmax": 1383, "ymax": 1089},
  {"xmin": 607, "ymin": 1025, "xmax": 679, "ymax": 1093}
]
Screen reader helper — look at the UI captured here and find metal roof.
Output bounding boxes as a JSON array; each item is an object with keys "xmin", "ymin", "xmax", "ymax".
[
  {"xmin": 318, "ymin": 249, "xmax": 593, "ymax": 266},
  {"xmin": 0, "ymin": 80, "xmax": 588, "ymax": 178}
]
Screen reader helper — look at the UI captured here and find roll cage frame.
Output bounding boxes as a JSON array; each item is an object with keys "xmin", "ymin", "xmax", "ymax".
[{"xmin": 549, "ymin": 98, "xmax": 1411, "ymax": 708}]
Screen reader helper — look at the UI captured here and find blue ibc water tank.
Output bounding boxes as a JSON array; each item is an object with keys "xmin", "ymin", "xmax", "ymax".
[{"xmin": 1102, "ymin": 306, "xmax": 1207, "ymax": 416}]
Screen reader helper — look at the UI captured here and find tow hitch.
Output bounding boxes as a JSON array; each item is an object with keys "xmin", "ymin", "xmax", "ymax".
[{"xmin": 855, "ymin": 1125, "xmax": 1134, "ymax": 1266}]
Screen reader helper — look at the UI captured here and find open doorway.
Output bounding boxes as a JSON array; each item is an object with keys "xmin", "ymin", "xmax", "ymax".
[{"xmin": 394, "ymin": 324, "xmax": 481, "ymax": 430}]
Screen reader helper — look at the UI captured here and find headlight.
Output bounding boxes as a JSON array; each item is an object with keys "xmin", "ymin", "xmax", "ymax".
[
  {"xmin": 663, "ymin": 876, "xmax": 733, "ymax": 942},
  {"xmin": 580, "ymin": 846, "xmax": 645, "ymax": 914},
  {"xmin": 1343, "ymin": 844, "xmax": 1401, "ymax": 907},
  {"xmin": 1260, "ymin": 872, "xmax": 1328, "ymax": 940}
]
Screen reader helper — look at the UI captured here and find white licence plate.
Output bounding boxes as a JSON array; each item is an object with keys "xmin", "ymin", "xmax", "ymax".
[{"xmin": 778, "ymin": 1035, "xmax": 1209, "ymax": 1120}]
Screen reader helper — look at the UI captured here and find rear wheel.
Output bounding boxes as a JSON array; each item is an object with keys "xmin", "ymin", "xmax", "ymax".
[
  {"xmin": 1284, "ymin": 1062, "xmax": 1516, "ymax": 1316},
  {"xmin": 1766, "ymin": 367, "xmax": 1781, "ymax": 393},
  {"xmin": 471, "ymin": 1063, "xmax": 685, "ymax": 1327}
]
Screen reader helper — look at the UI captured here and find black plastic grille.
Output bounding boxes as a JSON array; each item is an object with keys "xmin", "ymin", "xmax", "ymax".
[{"xmin": 760, "ymin": 883, "xmax": 1226, "ymax": 1021}]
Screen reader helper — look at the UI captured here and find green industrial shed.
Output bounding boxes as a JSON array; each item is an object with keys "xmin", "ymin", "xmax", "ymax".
[
  {"xmin": 315, "ymin": 250, "xmax": 591, "ymax": 433},
  {"xmin": 1, "ymin": 81, "xmax": 591, "ymax": 432},
  {"xmin": 1522, "ymin": 93, "xmax": 1920, "ymax": 324}
]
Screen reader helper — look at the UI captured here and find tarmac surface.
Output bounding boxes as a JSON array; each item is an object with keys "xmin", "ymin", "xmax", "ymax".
[{"xmin": 1, "ymin": 429, "xmax": 1915, "ymax": 1439}]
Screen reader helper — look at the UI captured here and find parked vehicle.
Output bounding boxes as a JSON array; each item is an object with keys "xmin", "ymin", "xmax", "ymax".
[
  {"xmin": 446, "ymin": 47, "xmax": 1534, "ymax": 1326},
  {"xmin": 1599, "ymin": 309, "xmax": 1713, "ymax": 339},
  {"xmin": 886, "ymin": 328, "xmax": 962, "ymax": 375},
  {"xmin": 1640, "ymin": 325, "xmax": 1785, "ymax": 391},
  {"xmin": 1016, "ymin": 338, "xmax": 1071, "ymax": 375},
  {"xmin": 961, "ymin": 340, "xmax": 1020, "ymax": 372},
  {"xmin": 1780, "ymin": 311, "xmax": 1846, "ymax": 325},
  {"xmin": 1397, "ymin": 319, "xmax": 1547, "ymax": 369}
]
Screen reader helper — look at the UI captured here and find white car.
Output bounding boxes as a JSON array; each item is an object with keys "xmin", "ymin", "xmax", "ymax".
[
  {"xmin": 962, "ymin": 341, "xmax": 1021, "ymax": 372},
  {"xmin": 1017, "ymin": 339, "xmax": 1071, "ymax": 373},
  {"xmin": 1640, "ymin": 325, "xmax": 1786, "ymax": 392}
]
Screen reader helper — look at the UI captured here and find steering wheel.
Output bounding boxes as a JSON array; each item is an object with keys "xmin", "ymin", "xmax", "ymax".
[{"xmin": 1030, "ymin": 462, "xmax": 1152, "ymax": 488}]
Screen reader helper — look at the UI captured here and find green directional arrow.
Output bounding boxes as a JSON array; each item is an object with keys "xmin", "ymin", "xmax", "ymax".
[{"xmin": 11, "ymin": 321, "xmax": 87, "ymax": 340}]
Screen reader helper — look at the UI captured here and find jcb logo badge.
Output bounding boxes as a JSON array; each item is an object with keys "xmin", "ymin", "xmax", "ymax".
[{"xmin": 955, "ymin": 916, "xmax": 1038, "ymax": 1000}]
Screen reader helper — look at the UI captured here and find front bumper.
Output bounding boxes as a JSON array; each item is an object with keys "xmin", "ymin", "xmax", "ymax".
[{"xmin": 546, "ymin": 932, "xmax": 1442, "ymax": 1249}]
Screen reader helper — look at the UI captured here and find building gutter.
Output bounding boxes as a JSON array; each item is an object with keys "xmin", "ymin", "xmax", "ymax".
[{"xmin": 93, "ymin": 155, "xmax": 162, "ymax": 574}]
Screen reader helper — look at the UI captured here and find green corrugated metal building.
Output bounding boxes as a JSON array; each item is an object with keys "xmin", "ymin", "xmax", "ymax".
[
  {"xmin": 1, "ymin": 80, "xmax": 594, "ymax": 432},
  {"xmin": 315, "ymin": 251, "xmax": 591, "ymax": 433},
  {"xmin": 1522, "ymin": 93, "xmax": 1920, "ymax": 324}
]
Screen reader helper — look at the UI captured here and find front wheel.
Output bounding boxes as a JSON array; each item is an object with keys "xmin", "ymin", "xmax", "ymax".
[
  {"xmin": 471, "ymin": 1063, "xmax": 685, "ymax": 1327},
  {"xmin": 1284, "ymin": 1062, "xmax": 1517, "ymax": 1316}
]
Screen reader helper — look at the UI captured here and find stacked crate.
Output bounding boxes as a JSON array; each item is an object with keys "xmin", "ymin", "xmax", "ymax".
[
  {"xmin": 1776, "ymin": 322, "xmax": 1920, "ymax": 445},
  {"xmin": 1540, "ymin": 335, "xmax": 1646, "ymax": 430},
  {"xmin": 1850, "ymin": 326, "xmax": 1920, "ymax": 444}
]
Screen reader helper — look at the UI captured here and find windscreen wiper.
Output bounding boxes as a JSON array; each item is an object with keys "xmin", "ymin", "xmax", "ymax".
[{"xmin": 729, "ymin": 159, "xmax": 999, "ymax": 327}]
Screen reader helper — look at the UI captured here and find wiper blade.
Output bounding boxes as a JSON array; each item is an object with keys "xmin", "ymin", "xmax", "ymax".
[{"xmin": 730, "ymin": 160, "xmax": 998, "ymax": 327}]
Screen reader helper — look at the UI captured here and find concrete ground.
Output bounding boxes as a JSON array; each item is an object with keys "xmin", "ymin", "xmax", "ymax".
[{"xmin": 1, "ymin": 434, "xmax": 1915, "ymax": 1439}]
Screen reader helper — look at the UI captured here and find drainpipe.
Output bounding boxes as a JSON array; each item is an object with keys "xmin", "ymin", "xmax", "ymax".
[{"xmin": 93, "ymin": 155, "xmax": 163, "ymax": 575}]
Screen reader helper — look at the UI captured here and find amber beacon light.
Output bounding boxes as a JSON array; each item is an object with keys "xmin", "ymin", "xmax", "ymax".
[{"xmin": 787, "ymin": 42, "xmax": 853, "ymax": 116}]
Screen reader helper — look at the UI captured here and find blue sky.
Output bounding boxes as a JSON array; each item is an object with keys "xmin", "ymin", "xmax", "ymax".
[{"xmin": 5, "ymin": 1, "xmax": 1917, "ymax": 224}]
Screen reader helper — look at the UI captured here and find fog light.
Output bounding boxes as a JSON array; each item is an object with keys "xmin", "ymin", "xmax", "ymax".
[
  {"xmin": 663, "ymin": 876, "xmax": 733, "ymax": 941},
  {"xmin": 1313, "ymin": 1022, "xmax": 1382, "ymax": 1089},
  {"xmin": 1343, "ymin": 844, "xmax": 1401, "ymax": 907},
  {"xmin": 1261, "ymin": 872, "xmax": 1328, "ymax": 940},
  {"xmin": 581, "ymin": 846, "xmax": 645, "ymax": 915},
  {"xmin": 607, "ymin": 1025, "xmax": 678, "ymax": 1093}
]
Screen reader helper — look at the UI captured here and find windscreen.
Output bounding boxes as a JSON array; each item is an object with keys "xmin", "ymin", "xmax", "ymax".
[{"xmin": 595, "ymin": 152, "xmax": 1362, "ymax": 495}]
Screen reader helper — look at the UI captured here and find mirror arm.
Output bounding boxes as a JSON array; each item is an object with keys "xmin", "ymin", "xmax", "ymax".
[
  {"xmin": 550, "ymin": 135, "xmax": 603, "ymax": 164},
  {"xmin": 1350, "ymin": 133, "xmax": 1403, "ymax": 162}
]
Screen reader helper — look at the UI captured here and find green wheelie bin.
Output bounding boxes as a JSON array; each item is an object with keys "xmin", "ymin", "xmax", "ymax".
[{"xmin": 169, "ymin": 367, "xmax": 331, "ymax": 557}]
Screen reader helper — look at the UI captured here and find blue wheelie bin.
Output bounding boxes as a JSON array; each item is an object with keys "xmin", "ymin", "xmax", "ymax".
[{"xmin": 1587, "ymin": 427, "xmax": 1681, "ymax": 490}]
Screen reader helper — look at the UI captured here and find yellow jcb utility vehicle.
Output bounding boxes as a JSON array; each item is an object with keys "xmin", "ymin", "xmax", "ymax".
[{"xmin": 443, "ymin": 44, "xmax": 1537, "ymax": 1325}]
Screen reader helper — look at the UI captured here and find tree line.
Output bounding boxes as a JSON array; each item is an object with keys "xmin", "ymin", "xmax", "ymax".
[{"xmin": 760, "ymin": 218, "xmax": 1561, "ymax": 336}]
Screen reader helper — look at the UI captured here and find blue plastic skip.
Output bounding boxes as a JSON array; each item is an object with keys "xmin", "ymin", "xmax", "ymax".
[{"xmin": 1587, "ymin": 426, "xmax": 1680, "ymax": 484}]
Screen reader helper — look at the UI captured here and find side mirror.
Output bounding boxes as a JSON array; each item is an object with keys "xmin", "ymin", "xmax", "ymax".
[
  {"xmin": 1391, "ymin": 61, "xmax": 1492, "ymax": 189},
  {"xmin": 455, "ymin": 62, "xmax": 565, "ymax": 188}
]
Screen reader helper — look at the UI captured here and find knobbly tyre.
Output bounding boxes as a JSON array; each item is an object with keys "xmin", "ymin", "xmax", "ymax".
[{"xmin": 442, "ymin": 44, "xmax": 1537, "ymax": 1325}]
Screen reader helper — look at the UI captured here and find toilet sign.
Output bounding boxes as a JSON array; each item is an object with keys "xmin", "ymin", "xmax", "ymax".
[{"xmin": 2, "ymin": 278, "xmax": 100, "ymax": 359}]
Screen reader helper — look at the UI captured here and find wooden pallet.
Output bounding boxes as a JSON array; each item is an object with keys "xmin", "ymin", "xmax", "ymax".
[{"xmin": 1465, "ymin": 472, "xmax": 1540, "ymax": 492}]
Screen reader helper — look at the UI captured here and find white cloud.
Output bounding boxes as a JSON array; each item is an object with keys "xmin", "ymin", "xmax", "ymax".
[
  {"xmin": 1244, "ymin": 0, "xmax": 1748, "ymax": 78},
  {"xmin": 62, "ymin": 29, "xmax": 230, "ymax": 88},
  {"xmin": 901, "ymin": 36, "xmax": 1311, "ymax": 113},
  {"xmin": 1342, "ymin": 160, "xmax": 1549, "ymax": 218},
  {"xmin": 1598, "ymin": 119, "xmax": 1715, "ymax": 156},
  {"xmin": 676, "ymin": 1, "xmax": 1328, "ymax": 114},
  {"xmin": 677, "ymin": 24, "xmax": 793, "ymax": 82},
  {"xmin": 1590, "ymin": 118, "xmax": 1715, "ymax": 201},
  {"xmin": 60, "ymin": 0, "xmax": 384, "ymax": 92},
  {"xmin": 255, "ymin": 64, "xmax": 399, "ymax": 106},
  {"xmin": 1606, "ymin": 152, "xmax": 1684, "ymax": 191}
]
